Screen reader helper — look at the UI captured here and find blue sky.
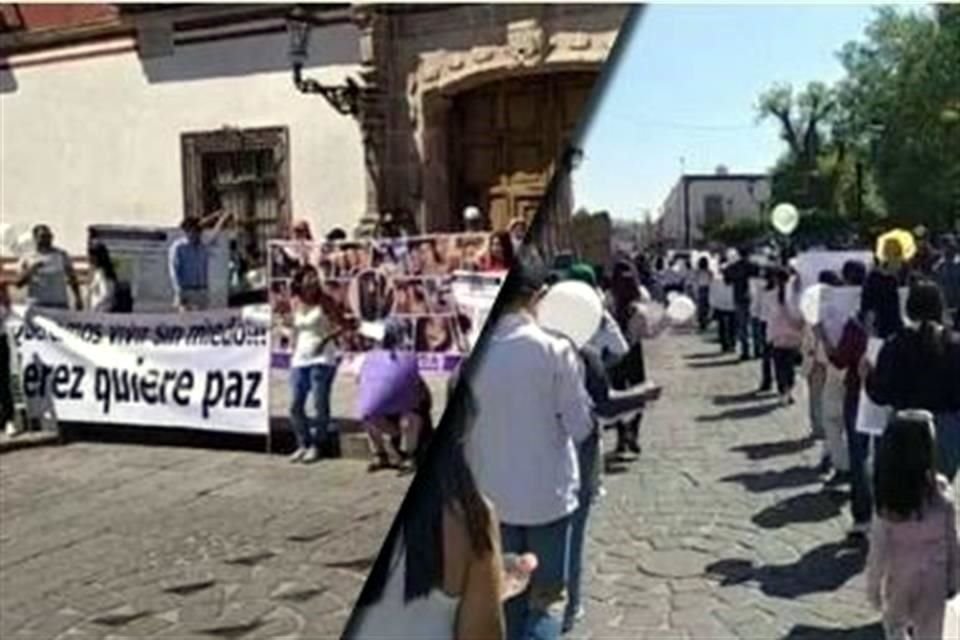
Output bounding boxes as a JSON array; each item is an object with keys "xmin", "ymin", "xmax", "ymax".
[{"xmin": 574, "ymin": 4, "xmax": 882, "ymax": 221}]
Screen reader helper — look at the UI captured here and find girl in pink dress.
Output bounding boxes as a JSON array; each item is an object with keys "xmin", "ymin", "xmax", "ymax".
[{"xmin": 867, "ymin": 410, "xmax": 959, "ymax": 640}]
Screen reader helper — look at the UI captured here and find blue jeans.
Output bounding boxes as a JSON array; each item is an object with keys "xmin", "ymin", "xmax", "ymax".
[
  {"xmin": 289, "ymin": 363, "xmax": 337, "ymax": 449},
  {"xmin": 935, "ymin": 411, "xmax": 960, "ymax": 483},
  {"xmin": 844, "ymin": 390, "xmax": 872, "ymax": 525},
  {"xmin": 501, "ymin": 516, "xmax": 572, "ymax": 640},
  {"xmin": 565, "ymin": 434, "xmax": 599, "ymax": 629}
]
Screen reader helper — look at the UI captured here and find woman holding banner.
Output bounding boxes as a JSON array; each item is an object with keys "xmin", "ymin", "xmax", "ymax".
[{"xmin": 288, "ymin": 264, "xmax": 349, "ymax": 464}]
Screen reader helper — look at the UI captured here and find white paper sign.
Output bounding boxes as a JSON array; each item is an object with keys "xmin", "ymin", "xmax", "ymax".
[
  {"xmin": 795, "ymin": 251, "xmax": 874, "ymax": 290},
  {"xmin": 8, "ymin": 306, "xmax": 270, "ymax": 434},
  {"xmin": 856, "ymin": 388, "xmax": 891, "ymax": 436}
]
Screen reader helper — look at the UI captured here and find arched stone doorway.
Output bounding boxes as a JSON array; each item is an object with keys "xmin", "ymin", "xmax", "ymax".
[
  {"xmin": 354, "ymin": 5, "xmax": 628, "ymax": 237},
  {"xmin": 446, "ymin": 71, "xmax": 596, "ymax": 232}
]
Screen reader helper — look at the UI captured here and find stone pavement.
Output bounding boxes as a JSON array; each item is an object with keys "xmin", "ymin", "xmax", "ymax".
[
  {"xmin": 0, "ymin": 444, "xmax": 409, "ymax": 639},
  {"xmin": 574, "ymin": 330, "xmax": 959, "ymax": 640}
]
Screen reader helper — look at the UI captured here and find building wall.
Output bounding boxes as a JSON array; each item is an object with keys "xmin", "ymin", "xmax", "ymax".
[
  {"xmin": 1, "ymin": 22, "xmax": 365, "ymax": 255},
  {"xmin": 658, "ymin": 176, "xmax": 770, "ymax": 247}
]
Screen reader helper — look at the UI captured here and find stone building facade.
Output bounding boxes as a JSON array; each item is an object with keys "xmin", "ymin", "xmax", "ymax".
[
  {"xmin": 1, "ymin": 4, "xmax": 628, "ymax": 260},
  {"xmin": 354, "ymin": 4, "xmax": 629, "ymax": 245}
]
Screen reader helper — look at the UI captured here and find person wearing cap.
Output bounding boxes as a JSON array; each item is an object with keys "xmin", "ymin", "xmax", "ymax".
[
  {"xmin": 463, "ymin": 205, "xmax": 485, "ymax": 233},
  {"xmin": 464, "ymin": 252, "xmax": 593, "ymax": 640}
]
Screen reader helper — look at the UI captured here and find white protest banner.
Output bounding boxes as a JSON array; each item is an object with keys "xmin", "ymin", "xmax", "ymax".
[
  {"xmin": 795, "ymin": 251, "xmax": 874, "ymax": 290},
  {"xmin": 8, "ymin": 306, "xmax": 270, "ymax": 434}
]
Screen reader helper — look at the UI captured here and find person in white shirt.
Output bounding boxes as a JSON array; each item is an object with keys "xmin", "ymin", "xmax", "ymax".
[
  {"xmin": 288, "ymin": 264, "xmax": 347, "ymax": 464},
  {"xmin": 16, "ymin": 225, "xmax": 82, "ymax": 310},
  {"xmin": 693, "ymin": 256, "xmax": 714, "ymax": 332},
  {"xmin": 464, "ymin": 253, "xmax": 593, "ymax": 640},
  {"xmin": 87, "ymin": 242, "xmax": 118, "ymax": 312},
  {"xmin": 709, "ymin": 266, "xmax": 736, "ymax": 353}
]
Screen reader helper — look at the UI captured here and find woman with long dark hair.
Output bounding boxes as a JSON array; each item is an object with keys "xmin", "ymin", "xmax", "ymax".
[
  {"xmin": 287, "ymin": 265, "xmax": 349, "ymax": 463},
  {"xmin": 346, "ymin": 386, "xmax": 526, "ymax": 639},
  {"xmin": 866, "ymin": 280, "xmax": 960, "ymax": 481},
  {"xmin": 87, "ymin": 242, "xmax": 118, "ymax": 312},
  {"xmin": 765, "ymin": 267, "xmax": 804, "ymax": 405},
  {"xmin": 483, "ymin": 231, "xmax": 516, "ymax": 272},
  {"xmin": 605, "ymin": 261, "xmax": 649, "ymax": 455},
  {"xmin": 866, "ymin": 411, "xmax": 958, "ymax": 640}
]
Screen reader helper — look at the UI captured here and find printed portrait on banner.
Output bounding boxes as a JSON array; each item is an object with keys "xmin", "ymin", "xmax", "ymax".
[{"xmin": 268, "ymin": 233, "xmax": 500, "ymax": 371}]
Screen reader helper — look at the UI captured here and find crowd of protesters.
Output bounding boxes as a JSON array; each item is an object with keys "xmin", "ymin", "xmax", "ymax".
[{"xmin": 672, "ymin": 230, "xmax": 960, "ymax": 640}]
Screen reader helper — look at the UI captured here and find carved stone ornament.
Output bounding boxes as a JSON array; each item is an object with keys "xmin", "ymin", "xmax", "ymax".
[{"xmin": 507, "ymin": 19, "xmax": 546, "ymax": 66}]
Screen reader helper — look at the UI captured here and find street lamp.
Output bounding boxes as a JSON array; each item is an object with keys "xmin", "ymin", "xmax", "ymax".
[{"xmin": 286, "ymin": 6, "xmax": 360, "ymax": 116}]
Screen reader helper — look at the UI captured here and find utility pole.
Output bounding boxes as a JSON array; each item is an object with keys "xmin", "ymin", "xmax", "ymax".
[{"xmin": 680, "ymin": 156, "xmax": 690, "ymax": 249}]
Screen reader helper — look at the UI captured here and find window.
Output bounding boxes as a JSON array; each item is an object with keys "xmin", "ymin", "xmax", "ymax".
[
  {"xmin": 703, "ymin": 194, "xmax": 725, "ymax": 228},
  {"xmin": 181, "ymin": 126, "xmax": 290, "ymax": 269}
]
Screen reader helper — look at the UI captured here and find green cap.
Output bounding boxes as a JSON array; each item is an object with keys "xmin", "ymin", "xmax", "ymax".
[{"xmin": 566, "ymin": 263, "xmax": 597, "ymax": 288}]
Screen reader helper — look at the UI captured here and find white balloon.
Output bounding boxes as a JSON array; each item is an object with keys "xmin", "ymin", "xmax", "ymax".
[
  {"xmin": 771, "ymin": 203, "xmax": 800, "ymax": 235},
  {"xmin": 666, "ymin": 295, "xmax": 697, "ymax": 325},
  {"xmin": 537, "ymin": 281, "xmax": 603, "ymax": 349},
  {"xmin": 799, "ymin": 284, "xmax": 823, "ymax": 326},
  {"xmin": 666, "ymin": 291, "xmax": 680, "ymax": 303}
]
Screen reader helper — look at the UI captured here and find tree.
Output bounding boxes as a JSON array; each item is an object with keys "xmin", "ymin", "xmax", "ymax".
[
  {"xmin": 833, "ymin": 6, "xmax": 960, "ymax": 231},
  {"xmin": 757, "ymin": 82, "xmax": 839, "ymax": 211}
]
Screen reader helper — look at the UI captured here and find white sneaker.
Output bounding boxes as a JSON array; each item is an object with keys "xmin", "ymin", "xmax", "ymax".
[
  {"xmin": 301, "ymin": 447, "xmax": 320, "ymax": 464},
  {"xmin": 289, "ymin": 448, "xmax": 306, "ymax": 463}
]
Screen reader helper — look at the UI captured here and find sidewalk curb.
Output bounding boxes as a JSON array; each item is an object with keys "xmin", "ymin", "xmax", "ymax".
[{"xmin": 0, "ymin": 432, "xmax": 61, "ymax": 454}]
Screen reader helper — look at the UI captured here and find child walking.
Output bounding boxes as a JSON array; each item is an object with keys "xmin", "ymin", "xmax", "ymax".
[{"xmin": 866, "ymin": 411, "xmax": 958, "ymax": 640}]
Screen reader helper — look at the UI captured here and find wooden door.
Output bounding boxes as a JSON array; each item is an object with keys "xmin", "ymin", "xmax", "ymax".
[{"xmin": 449, "ymin": 72, "xmax": 596, "ymax": 231}]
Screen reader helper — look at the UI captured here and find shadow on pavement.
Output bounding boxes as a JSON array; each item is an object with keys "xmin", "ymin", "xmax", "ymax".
[
  {"xmin": 752, "ymin": 488, "xmax": 848, "ymax": 528},
  {"xmin": 687, "ymin": 358, "xmax": 742, "ymax": 369},
  {"xmin": 782, "ymin": 622, "xmax": 883, "ymax": 639},
  {"xmin": 721, "ymin": 465, "xmax": 823, "ymax": 493},
  {"xmin": 705, "ymin": 540, "xmax": 867, "ymax": 599},
  {"xmin": 731, "ymin": 436, "xmax": 816, "ymax": 460},
  {"xmin": 683, "ymin": 351, "xmax": 727, "ymax": 360},
  {"xmin": 712, "ymin": 390, "xmax": 765, "ymax": 406},
  {"xmin": 696, "ymin": 402, "xmax": 782, "ymax": 423}
]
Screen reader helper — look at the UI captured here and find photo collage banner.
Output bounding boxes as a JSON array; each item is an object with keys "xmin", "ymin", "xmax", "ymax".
[{"xmin": 268, "ymin": 233, "xmax": 504, "ymax": 372}]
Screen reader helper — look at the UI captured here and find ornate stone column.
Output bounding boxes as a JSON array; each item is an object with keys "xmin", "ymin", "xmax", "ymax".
[{"xmin": 353, "ymin": 7, "xmax": 389, "ymax": 232}]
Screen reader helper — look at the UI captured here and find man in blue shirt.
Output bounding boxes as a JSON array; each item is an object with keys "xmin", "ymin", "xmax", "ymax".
[{"xmin": 169, "ymin": 214, "xmax": 228, "ymax": 311}]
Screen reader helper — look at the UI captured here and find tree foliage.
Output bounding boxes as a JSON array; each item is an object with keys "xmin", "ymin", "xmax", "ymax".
[{"xmin": 760, "ymin": 6, "xmax": 960, "ymax": 232}]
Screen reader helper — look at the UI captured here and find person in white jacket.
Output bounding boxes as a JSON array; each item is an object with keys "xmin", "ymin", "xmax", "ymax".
[{"xmin": 465, "ymin": 253, "xmax": 594, "ymax": 640}]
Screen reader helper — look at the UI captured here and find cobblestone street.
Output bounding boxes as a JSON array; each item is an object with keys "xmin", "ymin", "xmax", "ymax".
[
  {"xmin": 576, "ymin": 331, "xmax": 960, "ymax": 640},
  {"xmin": 0, "ymin": 445, "xmax": 408, "ymax": 639},
  {"xmin": 2, "ymin": 331, "xmax": 958, "ymax": 640}
]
